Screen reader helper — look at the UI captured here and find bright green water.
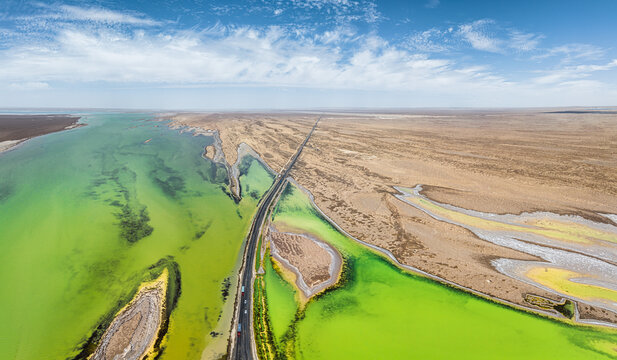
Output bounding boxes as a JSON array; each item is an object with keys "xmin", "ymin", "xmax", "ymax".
[
  {"xmin": 267, "ymin": 183, "xmax": 617, "ymax": 359},
  {"xmin": 263, "ymin": 254, "xmax": 298, "ymax": 342},
  {"xmin": 0, "ymin": 113, "xmax": 273, "ymax": 359}
]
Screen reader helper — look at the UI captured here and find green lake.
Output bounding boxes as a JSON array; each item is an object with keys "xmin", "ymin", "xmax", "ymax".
[
  {"xmin": 0, "ymin": 113, "xmax": 273, "ymax": 359},
  {"xmin": 3, "ymin": 112, "xmax": 617, "ymax": 360},
  {"xmin": 265, "ymin": 182, "xmax": 617, "ymax": 359}
]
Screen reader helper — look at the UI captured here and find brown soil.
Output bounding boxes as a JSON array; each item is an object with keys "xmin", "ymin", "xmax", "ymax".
[
  {"xmin": 0, "ymin": 114, "xmax": 80, "ymax": 142},
  {"xmin": 578, "ymin": 302, "xmax": 617, "ymax": 325},
  {"xmin": 172, "ymin": 109, "xmax": 617, "ymax": 323}
]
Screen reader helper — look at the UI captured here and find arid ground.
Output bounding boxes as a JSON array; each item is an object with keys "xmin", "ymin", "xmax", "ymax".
[
  {"xmin": 171, "ymin": 109, "xmax": 617, "ymax": 324},
  {"xmin": 267, "ymin": 226, "xmax": 341, "ymax": 299},
  {"xmin": 0, "ymin": 114, "xmax": 81, "ymax": 153}
]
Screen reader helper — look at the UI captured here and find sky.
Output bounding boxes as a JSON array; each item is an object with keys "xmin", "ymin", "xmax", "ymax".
[{"xmin": 0, "ymin": 0, "xmax": 616, "ymax": 109}]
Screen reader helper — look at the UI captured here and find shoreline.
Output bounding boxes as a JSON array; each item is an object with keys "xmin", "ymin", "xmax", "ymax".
[
  {"xmin": 167, "ymin": 116, "xmax": 279, "ymax": 202},
  {"xmin": 90, "ymin": 270, "xmax": 168, "ymax": 360},
  {"xmin": 167, "ymin": 113, "xmax": 617, "ymax": 342},
  {"xmin": 176, "ymin": 119, "xmax": 617, "ymax": 329},
  {"xmin": 166, "ymin": 111, "xmax": 617, "ymax": 332},
  {"xmin": 0, "ymin": 115, "xmax": 84, "ymax": 155},
  {"xmin": 286, "ymin": 177, "xmax": 617, "ymax": 330},
  {"xmin": 395, "ymin": 184, "xmax": 617, "ymax": 323}
]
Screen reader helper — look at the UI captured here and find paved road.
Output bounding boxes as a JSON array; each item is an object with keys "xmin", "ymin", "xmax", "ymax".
[{"xmin": 232, "ymin": 118, "xmax": 319, "ymax": 360}]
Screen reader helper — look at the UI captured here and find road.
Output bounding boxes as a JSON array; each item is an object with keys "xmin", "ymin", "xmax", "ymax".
[{"xmin": 232, "ymin": 118, "xmax": 319, "ymax": 360}]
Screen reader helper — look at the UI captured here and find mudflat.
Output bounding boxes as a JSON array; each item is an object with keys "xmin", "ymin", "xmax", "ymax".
[
  {"xmin": 0, "ymin": 114, "xmax": 80, "ymax": 142},
  {"xmin": 267, "ymin": 226, "xmax": 341, "ymax": 298},
  {"xmin": 91, "ymin": 271, "xmax": 168, "ymax": 360},
  {"xmin": 171, "ymin": 109, "xmax": 617, "ymax": 324}
]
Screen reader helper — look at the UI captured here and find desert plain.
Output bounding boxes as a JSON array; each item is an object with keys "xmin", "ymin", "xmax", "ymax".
[{"xmin": 172, "ymin": 108, "xmax": 617, "ymax": 324}]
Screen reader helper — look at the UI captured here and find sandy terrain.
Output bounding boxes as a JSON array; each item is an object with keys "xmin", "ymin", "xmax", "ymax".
[
  {"xmin": 171, "ymin": 109, "xmax": 617, "ymax": 323},
  {"xmin": 0, "ymin": 114, "xmax": 81, "ymax": 153},
  {"xmin": 203, "ymin": 145, "xmax": 215, "ymax": 160},
  {"xmin": 268, "ymin": 226, "xmax": 341, "ymax": 298}
]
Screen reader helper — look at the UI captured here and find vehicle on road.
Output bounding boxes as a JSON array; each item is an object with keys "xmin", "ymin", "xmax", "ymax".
[{"xmin": 232, "ymin": 118, "xmax": 319, "ymax": 360}]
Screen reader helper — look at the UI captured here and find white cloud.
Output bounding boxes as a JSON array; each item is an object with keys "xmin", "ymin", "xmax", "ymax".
[
  {"xmin": 1, "ymin": 5, "xmax": 616, "ymax": 107},
  {"xmin": 538, "ymin": 43, "xmax": 606, "ymax": 62},
  {"xmin": 0, "ymin": 28, "xmax": 16, "ymax": 45},
  {"xmin": 19, "ymin": 4, "xmax": 159, "ymax": 26},
  {"xmin": 410, "ymin": 21, "xmax": 542, "ymax": 54},
  {"xmin": 532, "ymin": 59, "xmax": 617, "ymax": 85},
  {"xmin": 315, "ymin": 26, "xmax": 356, "ymax": 44},
  {"xmin": 406, "ymin": 28, "xmax": 451, "ymax": 52},
  {"xmin": 290, "ymin": 0, "xmax": 382, "ymax": 24},
  {"xmin": 291, "ymin": 0, "xmax": 354, "ymax": 10},
  {"xmin": 457, "ymin": 19, "xmax": 502, "ymax": 53},
  {"xmin": 361, "ymin": 2, "xmax": 381, "ymax": 23},
  {"xmin": 59, "ymin": 5, "xmax": 159, "ymax": 25},
  {"xmin": 8, "ymin": 81, "xmax": 50, "ymax": 90},
  {"xmin": 425, "ymin": 0, "xmax": 440, "ymax": 9},
  {"xmin": 508, "ymin": 31, "xmax": 543, "ymax": 52},
  {"xmin": 0, "ymin": 25, "xmax": 506, "ymax": 93}
]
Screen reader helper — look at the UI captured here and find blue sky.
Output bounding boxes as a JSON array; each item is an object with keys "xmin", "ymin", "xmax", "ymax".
[{"xmin": 0, "ymin": 0, "xmax": 616, "ymax": 109}]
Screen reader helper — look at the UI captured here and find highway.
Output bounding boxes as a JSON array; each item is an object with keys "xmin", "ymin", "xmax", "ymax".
[{"xmin": 231, "ymin": 117, "xmax": 319, "ymax": 360}]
